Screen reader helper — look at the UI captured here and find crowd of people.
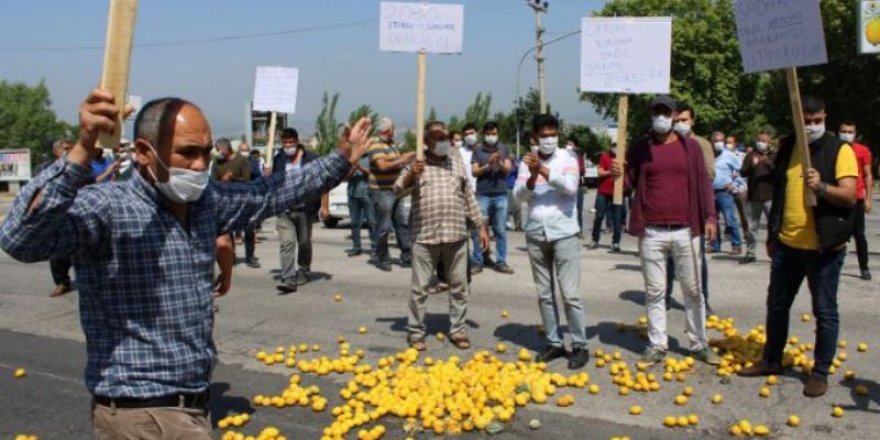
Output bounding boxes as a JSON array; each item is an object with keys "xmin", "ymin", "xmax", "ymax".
[{"xmin": 1, "ymin": 87, "xmax": 871, "ymax": 437}]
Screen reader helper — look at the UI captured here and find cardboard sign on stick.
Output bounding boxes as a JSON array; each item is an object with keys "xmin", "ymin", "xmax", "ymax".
[
  {"xmin": 97, "ymin": 0, "xmax": 138, "ymax": 150},
  {"xmin": 380, "ymin": 2, "xmax": 464, "ymax": 54},
  {"xmin": 580, "ymin": 17, "xmax": 671, "ymax": 205},
  {"xmin": 252, "ymin": 66, "xmax": 299, "ymax": 115}
]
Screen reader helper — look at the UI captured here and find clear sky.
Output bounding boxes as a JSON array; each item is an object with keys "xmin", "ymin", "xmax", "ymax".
[{"xmin": 0, "ymin": 0, "xmax": 608, "ymax": 137}]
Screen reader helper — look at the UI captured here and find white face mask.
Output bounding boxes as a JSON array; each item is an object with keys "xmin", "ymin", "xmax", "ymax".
[
  {"xmin": 432, "ymin": 141, "xmax": 451, "ymax": 157},
  {"xmin": 673, "ymin": 121, "xmax": 692, "ymax": 136},
  {"xmin": 538, "ymin": 136, "xmax": 558, "ymax": 155},
  {"xmin": 145, "ymin": 142, "xmax": 210, "ymax": 204},
  {"xmin": 283, "ymin": 146, "xmax": 298, "ymax": 156},
  {"xmin": 839, "ymin": 133, "xmax": 855, "ymax": 143},
  {"xmin": 755, "ymin": 141, "xmax": 769, "ymax": 153},
  {"xmin": 713, "ymin": 141, "xmax": 725, "ymax": 153},
  {"xmin": 484, "ymin": 135, "xmax": 498, "ymax": 146},
  {"xmin": 652, "ymin": 115, "xmax": 673, "ymax": 134},
  {"xmin": 453, "ymin": 140, "xmax": 463, "ymax": 149},
  {"xmin": 565, "ymin": 144, "xmax": 574, "ymax": 151},
  {"xmin": 725, "ymin": 143, "xmax": 735, "ymax": 151},
  {"xmin": 118, "ymin": 152, "xmax": 132, "ymax": 161},
  {"xmin": 464, "ymin": 134, "xmax": 477, "ymax": 146},
  {"xmin": 806, "ymin": 124, "xmax": 825, "ymax": 143}
]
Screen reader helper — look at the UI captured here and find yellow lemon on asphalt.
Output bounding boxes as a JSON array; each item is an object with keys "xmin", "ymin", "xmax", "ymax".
[
  {"xmin": 683, "ymin": 386, "xmax": 694, "ymax": 396},
  {"xmin": 501, "ymin": 310, "xmax": 509, "ymax": 318},
  {"xmin": 13, "ymin": 368, "xmax": 26, "ymax": 378},
  {"xmin": 787, "ymin": 415, "xmax": 800, "ymax": 427},
  {"xmin": 676, "ymin": 416, "xmax": 689, "ymax": 428},
  {"xmin": 857, "ymin": 343, "xmax": 868, "ymax": 352},
  {"xmin": 495, "ymin": 343, "xmax": 507, "ymax": 353},
  {"xmin": 801, "ymin": 314, "xmax": 811, "ymax": 322},
  {"xmin": 839, "ymin": 340, "xmax": 848, "ymax": 349},
  {"xmin": 867, "ymin": 18, "xmax": 880, "ymax": 45},
  {"xmin": 832, "ymin": 406, "xmax": 844, "ymax": 418},
  {"xmin": 674, "ymin": 395, "xmax": 688, "ymax": 406},
  {"xmin": 856, "ymin": 385, "xmax": 869, "ymax": 395},
  {"xmin": 663, "ymin": 416, "xmax": 676, "ymax": 427},
  {"xmin": 358, "ymin": 326, "xmax": 367, "ymax": 334},
  {"xmin": 754, "ymin": 425, "xmax": 769, "ymax": 436},
  {"xmin": 711, "ymin": 394, "xmax": 723, "ymax": 404},
  {"xmin": 435, "ymin": 332, "xmax": 445, "ymax": 341},
  {"xmin": 844, "ymin": 370, "xmax": 856, "ymax": 380},
  {"xmin": 766, "ymin": 375, "xmax": 778, "ymax": 386},
  {"xmin": 759, "ymin": 387, "xmax": 771, "ymax": 398},
  {"xmin": 518, "ymin": 348, "xmax": 532, "ymax": 362},
  {"xmin": 589, "ymin": 384, "xmax": 600, "ymax": 394},
  {"xmin": 629, "ymin": 405, "xmax": 642, "ymax": 415},
  {"xmin": 334, "ymin": 294, "xmax": 342, "ymax": 302},
  {"xmin": 687, "ymin": 414, "xmax": 699, "ymax": 425}
]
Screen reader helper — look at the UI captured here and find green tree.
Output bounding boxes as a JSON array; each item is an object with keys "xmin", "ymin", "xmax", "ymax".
[
  {"xmin": 427, "ymin": 107, "xmax": 438, "ymax": 125},
  {"xmin": 580, "ymin": 0, "xmax": 762, "ymax": 143},
  {"xmin": 314, "ymin": 91, "xmax": 340, "ymax": 155},
  {"xmin": 0, "ymin": 80, "xmax": 73, "ymax": 166},
  {"xmin": 402, "ymin": 130, "xmax": 418, "ymax": 152},
  {"xmin": 348, "ymin": 105, "xmax": 379, "ymax": 138},
  {"xmin": 563, "ymin": 124, "xmax": 611, "ymax": 162},
  {"xmin": 463, "ymin": 92, "xmax": 493, "ymax": 129}
]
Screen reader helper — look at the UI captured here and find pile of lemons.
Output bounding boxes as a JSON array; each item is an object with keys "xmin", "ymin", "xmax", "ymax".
[
  {"xmin": 253, "ymin": 373, "xmax": 328, "ymax": 411},
  {"xmin": 221, "ymin": 426, "xmax": 288, "ymax": 440},
  {"xmin": 217, "ymin": 412, "xmax": 250, "ymax": 429},
  {"xmin": 662, "ymin": 414, "xmax": 699, "ymax": 429},
  {"xmin": 13, "ymin": 435, "xmax": 38, "ymax": 440}
]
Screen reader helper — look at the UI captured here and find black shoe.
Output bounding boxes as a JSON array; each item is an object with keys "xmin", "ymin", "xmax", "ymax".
[
  {"xmin": 611, "ymin": 243, "xmax": 620, "ymax": 253},
  {"xmin": 861, "ymin": 269, "xmax": 872, "ymax": 281},
  {"xmin": 665, "ymin": 298, "xmax": 672, "ymax": 311},
  {"xmin": 535, "ymin": 346, "xmax": 567, "ymax": 363},
  {"xmin": 400, "ymin": 258, "xmax": 412, "ymax": 268},
  {"xmin": 278, "ymin": 281, "xmax": 298, "ymax": 295},
  {"xmin": 294, "ymin": 270, "xmax": 309, "ymax": 285},
  {"xmin": 348, "ymin": 249, "xmax": 363, "ymax": 257},
  {"xmin": 739, "ymin": 255, "xmax": 757, "ymax": 265},
  {"xmin": 377, "ymin": 261, "xmax": 393, "ymax": 272},
  {"xmin": 245, "ymin": 256, "xmax": 261, "ymax": 268},
  {"xmin": 494, "ymin": 263, "xmax": 514, "ymax": 274},
  {"xmin": 568, "ymin": 348, "xmax": 590, "ymax": 369},
  {"xmin": 470, "ymin": 265, "xmax": 483, "ymax": 275}
]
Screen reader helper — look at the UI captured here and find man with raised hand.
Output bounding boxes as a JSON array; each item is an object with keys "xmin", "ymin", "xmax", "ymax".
[{"xmin": 0, "ymin": 88, "xmax": 370, "ymax": 438}]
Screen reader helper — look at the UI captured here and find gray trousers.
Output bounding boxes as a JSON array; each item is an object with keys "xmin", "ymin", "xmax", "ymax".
[
  {"xmin": 408, "ymin": 240, "xmax": 469, "ymax": 340},
  {"xmin": 745, "ymin": 200, "xmax": 771, "ymax": 257},
  {"xmin": 276, "ymin": 210, "xmax": 313, "ymax": 281},
  {"xmin": 526, "ymin": 234, "xmax": 588, "ymax": 349}
]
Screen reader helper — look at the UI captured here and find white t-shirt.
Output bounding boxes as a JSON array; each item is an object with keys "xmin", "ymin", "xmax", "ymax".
[{"xmin": 459, "ymin": 147, "xmax": 477, "ymax": 191}]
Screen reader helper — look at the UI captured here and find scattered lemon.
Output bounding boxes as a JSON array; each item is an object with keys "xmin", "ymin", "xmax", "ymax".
[
  {"xmin": 844, "ymin": 370, "xmax": 856, "ymax": 380},
  {"xmin": 759, "ymin": 387, "xmax": 771, "ymax": 398},
  {"xmin": 856, "ymin": 385, "xmax": 869, "ymax": 395},
  {"xmin": 501, "ymin": 310, "xmax": 509, "ymax": 318},
  {"xmin": 495, "ymin": 343, "xmax": 507, "ymax": 353},
  {"xmin": 683, "ymin": 386, "xmax": 694, "ymax": 396},
  {"xmin": 787, "ymin": 415, "xmax": 800, "ymax": 427},
  {"xmin": 436, "ymin": 332, "xmax": 445, "ymax": 341},
  {"xmin": 674, "ymin": 395, "xmax": 688, "ymax": 406},
  {"xmin": 589, "ymin": 384, "xmax": 600, "ymax": 394},
  {"xmin": 13, "ymin": 368, "xmax": 26, "ymax": 378},
  {"xmin": 754, "ymin": 424, "xmax": 769, "ymax": 436},
  {"xmin": 766, "ymin": 375, "xmax": 778, "ymax": 385},
  {"xmin": 857, "ymin": 343, "xmax": 868, "ymax": 352},
  {"xmin": 676, "ymin": 416, "xmax": 689, "ymax": 428},
  {"xmin": 518, "ymin": 348, "xmax": 532, "ymax": 362},
  {"xmin": 801, "ymin": 314, "xmax": 811, "ymax": 322},
  {"xmin": 663, "ymin": 416, "xmax": 677, "ymax": 427},
  {"xmin": 358, "ymin": 326, "xmax": 367, "ymax": 334},
  {"xmin": 839, "ymin": 340, "xmax": 848, "ymax": 349},
  {"xmin": 711, "ymin": 394, "xmax": 723, "ymax": 404},
  {"xmin": 832, "ymin": 406, "xmax": 844, "ymax": 418},
  {"xmin": 334, "ymin": 294, "xmax": 342, "ymax": 302},
  {"xmin": 629, "ymin": 405, "xmax": 642, "ymax": 415},
  {"xmin": 687, "ymin": 414, "xmax": 699, "ymax": 425}
]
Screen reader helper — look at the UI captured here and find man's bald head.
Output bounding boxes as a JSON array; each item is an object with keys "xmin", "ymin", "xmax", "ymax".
[{"xmin": 133, "ymin": 97, "xmax": 213, "ymax": 182}]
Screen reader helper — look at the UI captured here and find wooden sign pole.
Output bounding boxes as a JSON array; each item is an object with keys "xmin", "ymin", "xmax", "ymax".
[
  {"xmin": 613, "ymin": 94, "xmax": 629, "ymax": 205},
  {"xmin": 265, "ymin": 112, "xmax": 278, "ymax": 161},
  {"xmin": 415, "ymin": 51, "xmax": 427, "ymax": 161},
  {"xmin": 98, "ymin": 0, "xmax": 138, "ymax": 150},
  {"xmin": 784, "ymin": 67, "xmax": 817, "ymax": 207}
]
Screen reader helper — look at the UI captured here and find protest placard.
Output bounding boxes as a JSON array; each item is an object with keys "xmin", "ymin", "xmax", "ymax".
[{"xmin": 253, "ymin": 66, "xmax": 300, "ymax": 159}]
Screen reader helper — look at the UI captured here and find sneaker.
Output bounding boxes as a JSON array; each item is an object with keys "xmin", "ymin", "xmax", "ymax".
[
  {"xmin": 691, "ymin": 347, "xmax": 722, "ymax": 365},
  {"xmin": 861, "ymin": 269, "xmax": 872, "ymax": 281},
  {"xmin": 376, "ymin": 261, "xmax": 393, "ymax": 272},
  {"xmin": 803, "ymin": 375, "xmax": 828, "ymax": 398},
  {"xmin": 587, "ymin": 241, "xmax": 599, "ymax": 250},
  {"xmin": 245, "ymin": 256, "xmax": 261, "ymax": 268},
  {"xmin": 470, "ymin": 265, "xmax": 483, "ymax": 275},
  {"xmin": 739, "ymin": 255, "xmax": 756, "ymax": 265},
  {"xmin": 568, "ymin": 348, "xmax": 590, "ymax": 370},
  {"xmin": 494, "ymin": 263, "xmax": 514, "ymax": 274},
  {"xmin": 640, "ymin": 346, "xmax": 667, "ymax": 365},
  {"xmin": 738, "ymin": 361, "xmax": 782, "ymax": 377},
  {"xmin": 536, "ymin": 346, "xmax": 567, "ymax": 363},
  {"xmin": 294, "ymin": 270, "xmax": 309, "ymax": 286},
  {"xmin": 611, "ymin": 243, "xmax": 621, "ymax": 253}
]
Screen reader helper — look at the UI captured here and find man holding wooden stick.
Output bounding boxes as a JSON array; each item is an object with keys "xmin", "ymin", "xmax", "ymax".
[
  {"xmin": 0, "ymin": 89, "xmax": 372, "ymax": 438},
  {"xmin": 611, "ymin": 96, "xmax": 720, "ymax": 366},
  {"xmin": 740, "ymin": 96, "xmax": 858, "ymax": 398}
]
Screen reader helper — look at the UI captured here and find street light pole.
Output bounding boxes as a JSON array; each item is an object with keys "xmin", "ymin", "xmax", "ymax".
[{"xmin": 527, "ymin": 0, "xmax": 549, "ymax": 114}]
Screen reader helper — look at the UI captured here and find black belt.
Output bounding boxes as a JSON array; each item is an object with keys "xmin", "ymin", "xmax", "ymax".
[
  {"xmin": 647, "ymin": 224, "xmax": 690, "ymax": 230},
  {"xmin": 94, "ymin": 391, "xmax": 210, "ymax": 409}
]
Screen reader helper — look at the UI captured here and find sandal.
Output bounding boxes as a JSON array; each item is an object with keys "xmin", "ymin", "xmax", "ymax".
[
  {"xmin": 408, "ymin": 338, "xmax": 427, "ymax": 352},
  {"xmin": 450, "ymin": 333, "xmax": 471, "ymax": 350}
]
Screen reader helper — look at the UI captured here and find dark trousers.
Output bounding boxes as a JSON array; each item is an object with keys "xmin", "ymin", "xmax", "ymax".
[
  {"xmin": 854, "ymin": 200, "xmax": 869, "ymax": 271},
  {"xmin": 762, "ymin": 242, "xmax": 845, "ymax": 377},
  {"xmin": 591, "ymin": 193, "xmax": 624, "ymax": 244},
  {"xmin": 666, "ymin": 235, "xmax": 710, "ymax": 308},
  {"xmin": 244, "ymin": 225, "xmax": 256, "ymax": 259},
  {"xmin": 50, "ymin": 257, "xmax": 72, "ymax": 286}
]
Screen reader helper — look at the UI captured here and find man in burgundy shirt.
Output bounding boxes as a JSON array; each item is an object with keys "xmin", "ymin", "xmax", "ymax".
[
  {"xmin": 611, "ymin": 96, "xmax": 720, "ymax": 366},
  {"xmin": 589, "ymin": 143, "xmax": 623, "ymax": 252},
  {"xmin": 839, "ymin": 121, "xmax": 873, "ymax": 280}
]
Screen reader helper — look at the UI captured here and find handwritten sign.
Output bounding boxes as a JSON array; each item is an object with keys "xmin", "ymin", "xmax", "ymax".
[
  {"xmin": 126, "ymin": 94, "xmax": 142, "ymax": 121},
  {"xmin": 733, "ymin": 0, "xmax": 827, "ymax": 73},
  {"xmin": 252, "ymin": 66, "xmax": 299, "ymax": 115},
  {"xmin": 860, "ymin": 0, "xmax": 880, "ymax": 54},
  {"xmin": 0, "ymin": 149, "xmax": 31, "ymax": 182},
  {"xmin": 379, "ymin": 2, "xmax": 464, "ymax": 54},
  {"xmin": 580, "ymin": 17, "xmax": 671, "ymax": 94}
]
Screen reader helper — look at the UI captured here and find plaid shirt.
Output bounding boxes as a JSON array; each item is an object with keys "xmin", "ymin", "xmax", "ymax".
[
  {"xmin": 395, "ymin": 149, "xmax": 483, "ymax": 245},
  {"xmin": 0, "ymin": 153, "xmax": 350, "ymax": 398}
]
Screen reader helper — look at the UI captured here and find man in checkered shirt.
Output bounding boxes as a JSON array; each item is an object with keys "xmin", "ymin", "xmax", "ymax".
[
  {"xmin": 395, "ymin": 124, "xmax": 489, "ymax": 351},
  {"xmin": 0, "ymin": 89, "xmax": 372, "ymax": 438}
]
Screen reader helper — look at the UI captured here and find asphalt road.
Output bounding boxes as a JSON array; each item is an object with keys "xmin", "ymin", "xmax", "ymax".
[{"xmin": 0, "ymin": 191, "xmax": 878, "ymax": 439}]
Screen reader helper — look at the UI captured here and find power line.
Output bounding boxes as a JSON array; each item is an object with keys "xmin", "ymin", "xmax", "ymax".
[{"xmin": 0, "ymin": 2, "xmax": 524, "ymax": 53}]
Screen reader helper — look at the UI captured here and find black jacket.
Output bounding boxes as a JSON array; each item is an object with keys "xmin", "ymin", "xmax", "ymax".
[
  {"xmin": 272, "ymin": 146, "xmax": 322, "ymax": 218},
  {"xmin": 767, "ymin": 132, "xmax": 856, "ymax": 251}
]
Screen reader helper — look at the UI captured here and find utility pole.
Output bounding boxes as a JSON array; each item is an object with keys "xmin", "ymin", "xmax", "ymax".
[{"xmin": 527, "ymin": 0, "xmax": 549, "ymax": 114}]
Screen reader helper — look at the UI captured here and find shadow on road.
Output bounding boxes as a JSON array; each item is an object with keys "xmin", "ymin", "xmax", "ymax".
[
  {"xmin": 376, "ymin": 314, "xmax": 480, "ymax": 335},
  {"xmin": 838, "ymin": 377, "xmax": 880, "ymax": 414},
  {"xmin": 209, "ymin": 382, "xmax": 254, "ymax": 424}
]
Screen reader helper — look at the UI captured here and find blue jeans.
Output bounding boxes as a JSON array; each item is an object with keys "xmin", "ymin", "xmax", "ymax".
[
  {"xmin": 591, "ymin": 193, "xmax": 623, "ymax": 244},
  {"xmin": 476, "ymin": 193, "xmax": 508, "ymax": 265},
  {"xmin": 762, "ymin": 242, "xmax": 845, "ymax": 377},
  {"xmin": 349, "ymin": 190, "xmax": 376, "ymax": 253},
  {"xmin": 370, "ymin": 189, "xmax": 411, "ymax": 264},
  {"xmin": 712, "ymin": 191, "xmax": 742, "ymax": 250}
]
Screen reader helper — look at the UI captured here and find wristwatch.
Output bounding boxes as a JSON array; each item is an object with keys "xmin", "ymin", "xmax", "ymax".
[{"xmin": 816, "ymin": 182, "xmax": 828, "ymax": 198}]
